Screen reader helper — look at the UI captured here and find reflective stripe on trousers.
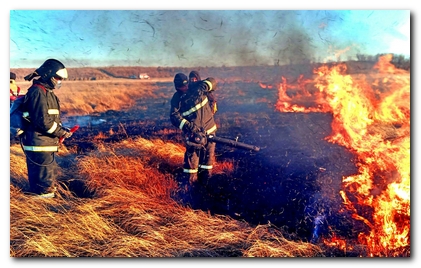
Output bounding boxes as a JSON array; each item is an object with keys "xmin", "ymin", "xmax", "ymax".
[
  {"xmin": 183, "ymin": 168, "xmax": 198, "ymax": 174},
  {"xmin": 199, "ymin": 164, "xmax": 213, "ymax": 170},
  {"xmin": 23, "ymin": 145, "xmax": 59, "ymax": 152}
]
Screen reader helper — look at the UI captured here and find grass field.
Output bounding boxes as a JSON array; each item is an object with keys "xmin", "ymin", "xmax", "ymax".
[{"xmin": 10, "ymin": 57, "xmax": 410, "ymax": 257}]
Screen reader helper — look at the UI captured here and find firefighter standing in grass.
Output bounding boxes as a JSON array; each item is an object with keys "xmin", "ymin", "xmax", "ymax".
[
  {"xmin": 20, "ymin": 59, "xmax": 74, "ymax": 198},
  {"xmin": 170, "ymin": 72, "xmax": 218, "ymax": 193}
]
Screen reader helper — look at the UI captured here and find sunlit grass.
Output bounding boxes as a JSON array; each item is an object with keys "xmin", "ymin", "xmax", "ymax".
[
  {"xmin": 56, "ymin": 81, "xmax": 169, "ymax": 116},
  {"xmin": 10, "ymin": 136, "xmax": 323, "ymax": 257},
  {"xmin": 10, "ymin": 73, "xmax": 326, "ymax": 257}
]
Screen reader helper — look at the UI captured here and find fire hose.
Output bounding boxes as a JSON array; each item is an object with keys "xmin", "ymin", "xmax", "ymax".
[
  {"xmin": 59, "ymin": 125, "xmax": 79, "ymax": 143},
  {"xmin": 187, "ymin": 131, "xmax": 260, "ymax": 152},
  {"xmin": 207, "ymin": 134, "xmax": 260, "ymax": 152}
]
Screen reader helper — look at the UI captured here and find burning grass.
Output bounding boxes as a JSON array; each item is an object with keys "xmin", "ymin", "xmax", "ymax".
[{"xmin": 269, "ymin": 55, "xmax": 410, "ymax": 257}]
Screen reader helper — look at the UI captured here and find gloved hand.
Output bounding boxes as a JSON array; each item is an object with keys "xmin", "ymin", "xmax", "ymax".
[
  {"xmin": 62, "ymin": 126, "xmax": 71, "ymax": 132},
  {"xmin": 62, "ymin": 131, "xmax": 73, "ymax": 139},
  {"xmin": 58, "ymin": 126, "xmax": 74, "ymax": 143},
  {"xmin": 204, "ymin": 77, "xmax": 217, "ymax": 91},
  {"xmin": 61, "ymin": 126, "xmax": 73, "ymax": 138},
  {"xmin": 189, "ymin": 131, "xmax": 207, "ymax": 146}
]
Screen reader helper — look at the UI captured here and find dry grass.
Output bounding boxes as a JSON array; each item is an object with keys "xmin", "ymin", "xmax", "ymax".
[
  {"xmin": 57, "ymin": 80, "xmax": 169, "ymax": 116},
  {"xmin": 9, "ymin": 76, "xmax": 324, "ymax": 256},
  {"xmin": 14, "ymin": 79, "xmax": 171, "ymax": 116},
  {"xmin": 10, "ymin": 136, "xmax": 323, "ymax": 257},
  {"xmin": 10, "ymin": 62, "xmax": 410, "ymax": 257},
  {"xmin": 9, "ymin": 69, "xmax": 340, "ymax": 257}
]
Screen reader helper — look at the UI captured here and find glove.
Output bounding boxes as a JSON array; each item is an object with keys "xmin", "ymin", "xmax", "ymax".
[
  {"xmin": 204, "ymin": 77, "xmax": 217, "ymax": 91},
  {"xmin": 62, "ymin": 131, "xmax": 73, "ymax": 139},
  {"xmin": 61, "ymin": 126, "xmax": 73, "ymax": 138},
  {"xmin": 188, "ymin": 131, "xmax": 207, "ymax": 146}
]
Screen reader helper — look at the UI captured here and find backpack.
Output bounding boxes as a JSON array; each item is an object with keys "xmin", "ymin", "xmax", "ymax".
[{"xmin": 10, "ymin": 95, "xmax": 28, "ymax": 137}]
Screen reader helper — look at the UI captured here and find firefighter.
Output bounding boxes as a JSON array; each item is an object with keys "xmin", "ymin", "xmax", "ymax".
[
  {"xmin": 189, "ymin": 70, "xmax": 218, "ymax": 114},
  {"xmin": 20, "ymin": 59, "xmax": 73, "ymax": 198},
  {"xmin": 170, "ymin": 73, "xmax": 218, "ymax": 193},
  {"xmin": 10, "ymin": 71, "xmax": 21, "ymax": 104}
]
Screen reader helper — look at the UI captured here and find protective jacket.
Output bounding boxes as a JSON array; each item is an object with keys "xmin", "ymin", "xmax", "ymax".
[
  {"xmin": 21, "ymin": 80, "xmax": 68, "ymax": 152},
  {"xmin": 170, "ymin": 79, "xmax": 217, "ymax": 135}
]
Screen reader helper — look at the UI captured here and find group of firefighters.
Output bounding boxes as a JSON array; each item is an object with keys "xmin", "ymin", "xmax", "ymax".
[{"xmin": 10, "ymin": 59, "xmax": 219, "ymax": 203}]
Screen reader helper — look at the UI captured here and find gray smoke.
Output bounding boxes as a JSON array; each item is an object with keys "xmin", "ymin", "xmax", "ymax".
[{"xmin": 111, "ymin": 10, "xmax": 326, "ymax": 66}]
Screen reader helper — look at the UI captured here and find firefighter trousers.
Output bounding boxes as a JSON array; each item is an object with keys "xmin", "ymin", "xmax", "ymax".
[
  {"xmin": 183, "ymin": 141, "xmax": 216, "ymax": 184},
  {"xmin": 25, "ymin": 151, "xmax": 57, "ymax": 195}
]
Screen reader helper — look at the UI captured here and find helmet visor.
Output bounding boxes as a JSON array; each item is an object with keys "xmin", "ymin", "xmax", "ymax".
[{"xmin": 56, "ymin": 68, "xmax": 68, "ymax": 79}]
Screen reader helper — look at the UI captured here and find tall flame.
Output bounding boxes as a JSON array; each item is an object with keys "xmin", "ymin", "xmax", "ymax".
[{"xmin": 274, "ymin": 55, "xmax": 410, "ymax": 256}]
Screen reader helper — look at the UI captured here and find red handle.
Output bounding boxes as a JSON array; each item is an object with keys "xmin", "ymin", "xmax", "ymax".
[
  {"xmin": 69, "ymin": 125, "xmax": 80, "ymax": 132},
  {"xmin": 59, "ymin": 125, "xmax": 80, "ymax": 143}
]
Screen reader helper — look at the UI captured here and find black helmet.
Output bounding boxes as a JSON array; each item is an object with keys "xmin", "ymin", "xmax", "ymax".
[
  {"xmin": 174, "ymin": 73, "xmax": 188, "ymax": 92},
  {"xmin": 188, "ymin": 70, "xmax": 201, "ymax": 89},
  {"xmin": 35, "ymin": 59, "xmax": 68, "ymax": 89},
  {"xmin": 189, "ymin": 70, "xmax": 201, "ymax": 82}
]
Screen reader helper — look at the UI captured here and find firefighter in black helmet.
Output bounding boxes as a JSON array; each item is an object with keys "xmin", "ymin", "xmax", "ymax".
[
  {"xmin": 187, "ymin": 70, "xmax": 218, "ymax": 180},
  {"xmin": 20, "ymin": 59, "xmax": 73, "ymax": 198},
  {"xmin": 170, "ymin": 72, "xmax": 218, "ymax": 198},
  {"xmin": 189, "ymin": 71, "xmax": 218, "ymax": 114}
]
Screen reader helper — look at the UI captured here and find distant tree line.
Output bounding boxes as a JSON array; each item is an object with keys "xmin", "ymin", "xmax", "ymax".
[
  {"xmin": 11, "ymin": 52, "xmax": 409, "ymax": 82},
  {"xmin": 355, "ymin": 53, "xmax": 410, "ymax": 71}
]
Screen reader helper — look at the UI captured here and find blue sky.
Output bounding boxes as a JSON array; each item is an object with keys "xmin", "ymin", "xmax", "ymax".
[{"xmin": 9, "ymin": 9, "xmax": 410, "ymax": 68}]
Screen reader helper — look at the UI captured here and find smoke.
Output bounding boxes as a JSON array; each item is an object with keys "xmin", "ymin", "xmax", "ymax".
[
  {"xmin": 173, "ymin": 10, "xmax": 319, "ymax": 66},
  {"xmin": 121, "ymin": 10, "xmax": 322, "ymax": 67}
]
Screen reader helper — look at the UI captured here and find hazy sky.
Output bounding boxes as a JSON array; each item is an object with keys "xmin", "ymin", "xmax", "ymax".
[{"xmin": 9, "ymin": 9, "xmax": 410, "ymax": 68}]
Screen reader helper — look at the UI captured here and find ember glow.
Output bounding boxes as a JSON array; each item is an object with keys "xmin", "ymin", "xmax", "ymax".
[{"xmin": 273, "ymin": 55, "xmax": 410, "ymax": 257}]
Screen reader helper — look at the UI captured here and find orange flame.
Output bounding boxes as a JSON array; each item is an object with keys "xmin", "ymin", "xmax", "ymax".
[
  {"xmin": 275, "ymin": 55, "xmax": 410, "ymax": 256},
  {"xmin": 274, "ymin": 75, "xmax": 330, "ymax": 113}
]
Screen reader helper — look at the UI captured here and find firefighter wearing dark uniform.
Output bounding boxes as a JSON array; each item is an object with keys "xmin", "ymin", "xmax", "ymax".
[
  {"xmin": 189, "ymin": 71, "xmax": 218, "ymax": 115},
  {"xmin": 170, "ymin": 73, "xmax": 218, "ymax": 188},
  {"xmin": 20, "ymin": 59, "xmax": 73, "ymax": 198}
]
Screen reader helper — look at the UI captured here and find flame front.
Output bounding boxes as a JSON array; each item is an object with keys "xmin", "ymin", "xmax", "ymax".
[{"xmin": 274, "ymin": 55, "xmax": 410, "ymax": 256}]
